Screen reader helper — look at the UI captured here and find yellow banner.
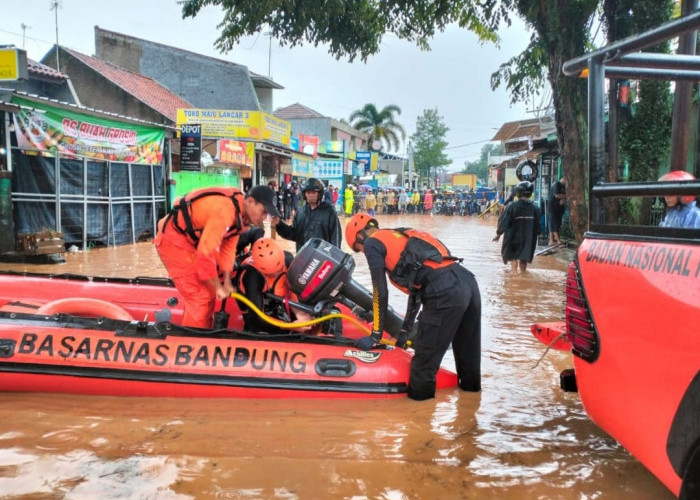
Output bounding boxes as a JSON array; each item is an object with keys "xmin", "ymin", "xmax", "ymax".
[{"xmin": 177, "ymin": 109, "xmax": 290, "ymax": 146}]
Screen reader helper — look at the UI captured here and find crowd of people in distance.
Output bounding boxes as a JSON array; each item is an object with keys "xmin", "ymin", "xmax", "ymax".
[{"xmin": 271, "ymin": 184, "xmax": 500, "ymax": 218}]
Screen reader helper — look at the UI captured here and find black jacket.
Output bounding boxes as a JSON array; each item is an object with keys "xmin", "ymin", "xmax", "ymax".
[{"xmin": 276, "ymin": 201, "xmax": 341, "ymax": 251}]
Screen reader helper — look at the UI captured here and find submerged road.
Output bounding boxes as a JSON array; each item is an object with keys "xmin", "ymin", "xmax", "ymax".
[{"xmin": 0, "ymin": 213, "xmax": 673, "ymax": 499}]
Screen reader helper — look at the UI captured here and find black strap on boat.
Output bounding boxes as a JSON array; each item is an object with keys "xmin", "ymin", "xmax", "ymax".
[{"xmin": 160, "ymin": 191, "xmax": 243, "ymax": 246}]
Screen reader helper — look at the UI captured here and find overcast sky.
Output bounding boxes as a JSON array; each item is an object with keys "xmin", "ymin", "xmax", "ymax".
[{"xmin": 2, "ymin": 0, "xmax": 542, "ymax": 169}]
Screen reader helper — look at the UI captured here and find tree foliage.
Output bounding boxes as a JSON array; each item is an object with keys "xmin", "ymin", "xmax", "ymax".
[
  {"xmin": 349, "ymin": 103, "xmax": 406, "ymax": 152},
  {"xmin": 181, "ymin": 0, "xmax": 502, "ymax": 62},
  {"xmin": 181, "ymin": 0, "xmax": 684, "ymax": 241},
  {"xmin": 411, "ymin": 109, "xmax": 451, "ymax": 179},
  {"xmin": 463, "ymin": 143, "xmax": 505, "ymax": 182}
]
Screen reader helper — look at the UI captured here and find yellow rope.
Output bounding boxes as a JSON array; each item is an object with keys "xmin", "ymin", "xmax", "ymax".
[{"xmin": 229, "ymin": 292, "xmax": 409, "ymax": 348}]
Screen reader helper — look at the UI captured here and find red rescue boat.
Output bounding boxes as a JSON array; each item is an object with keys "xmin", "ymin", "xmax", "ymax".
[{"xmin": 0, "ymin": 240, "xmax": 459, "ymax": 399}]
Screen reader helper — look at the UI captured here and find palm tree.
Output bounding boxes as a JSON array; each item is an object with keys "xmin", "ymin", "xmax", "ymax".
[{"xmin": 349, "ymin": 104, "xmax": 406, "ymax": 152}]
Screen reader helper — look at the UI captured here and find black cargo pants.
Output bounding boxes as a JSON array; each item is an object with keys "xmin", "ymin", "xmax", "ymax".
[{"xmin": 408, "ymin": 264, "xmax": 481, "ymax": 400}]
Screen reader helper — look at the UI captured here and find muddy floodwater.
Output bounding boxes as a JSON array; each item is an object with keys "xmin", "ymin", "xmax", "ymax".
[{"xmin": 0, "ymin": 214, "xmax": 673, "ymax": 499}]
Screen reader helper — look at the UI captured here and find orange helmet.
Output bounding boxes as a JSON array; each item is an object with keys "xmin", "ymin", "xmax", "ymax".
[
  {"xmin": 345, "ymin": 213, "xmax": 378, "ymax": 252},
  {"xmin": 659, "ymin": 170, "xmax": 696, "ymax": 204},
  {"xmin": 250, "ymin": 238, "xmax": 285, "ymax": 276}
]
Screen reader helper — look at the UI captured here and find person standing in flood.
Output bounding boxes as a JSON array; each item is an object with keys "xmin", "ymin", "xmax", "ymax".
[
  {"xmin": 274, "ymin": 178, "xmax": 341, "ymax": 252},
  {"xmin": 547, "ymin": 176, "xmax": 567, "ymax": 245},
  {"xmin": 493, "ymin": 181, "xmax": 541, "ymax": 273},
  {"xmin": 153, "ymin": 185, "xmax": 281, "ymax": 328},
  {"xmin": 345, "ymin": 213, "xmax": 482, "ymax": 400}
]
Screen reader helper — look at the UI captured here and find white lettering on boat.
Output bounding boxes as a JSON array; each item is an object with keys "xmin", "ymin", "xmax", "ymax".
[{"xmin": 344, "ymin": 349, "xmax": 381, "ymax": 364}]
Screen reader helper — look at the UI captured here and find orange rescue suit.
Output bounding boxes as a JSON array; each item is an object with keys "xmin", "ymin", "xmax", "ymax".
[{"xmin": 154, "ymin": 187, "xmax": 248, "ymax": 328}]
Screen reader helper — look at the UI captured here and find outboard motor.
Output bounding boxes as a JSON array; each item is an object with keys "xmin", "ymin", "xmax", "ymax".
[{"xmin": 287, "ymin": 238, "xmax": 404, "ymax": 337}]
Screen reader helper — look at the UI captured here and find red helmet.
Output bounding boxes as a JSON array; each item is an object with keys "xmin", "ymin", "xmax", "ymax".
[
  {"xmin": 250, "ymin": 238, "xmax": 285, "ymax": 276},
  {"xmin": 659, "ymin": 170, "xmax": 696, "ymax": 204},
  {"xmin": 345, "ymin": 213, "xmax": 378, "ymax": 252}
]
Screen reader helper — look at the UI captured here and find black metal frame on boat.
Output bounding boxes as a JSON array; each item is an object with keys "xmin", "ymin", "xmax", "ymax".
[{"xmin": 563, "ymin": 9, "xmax": 700, "ymax": 234}]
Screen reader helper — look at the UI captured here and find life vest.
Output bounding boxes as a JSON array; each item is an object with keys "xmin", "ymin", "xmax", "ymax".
[
  {"xmin": 236, "ymin": 257, "xmax": 299, "ymax": 319},
  {"xmin": 159, "ymin": 188, "xmax": 244, "ymax": 246},
  {"xmin": 369, "ymin": 228, "xmax": 461, "ymax": 293}
]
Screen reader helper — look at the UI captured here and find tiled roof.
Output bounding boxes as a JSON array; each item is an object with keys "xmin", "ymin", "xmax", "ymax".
[
  {"xmin": 28, "ymin": 59, "xmax": 67, "ymax": 80},
  {"xmin": 274, "ymin": 102, "xmax": 325, "ymax": 120},
  {"xmin": 62, "ymin": 47, "xmax": 192, "ymax": 122}
]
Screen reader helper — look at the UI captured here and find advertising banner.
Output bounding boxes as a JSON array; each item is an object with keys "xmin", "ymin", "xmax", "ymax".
[
  {"xmin": 299, "ymin": 134, "xmax": 319, "ymax": 157},
  {"xmin": 218, "ymin": 140, "xmax": 254, "ymax": 167},
  {"xmin": 292, "ymin": 153, "xmax": 313, "ymax": 177},
  {"xmin": 313, "ymin": 159, "xmax": 343, "ymax": 180},
  {"xmin": 180, "ymin": 124, "xmax": 201, "ymax": 170},
  {"xmin": 355, "ymin": 151, "xmax": 378, "ymax": 173},
  {"xmin": 12, "ymin": 96, "xmax": 165, "ymax": 164},
  {"xmin": 323, "ymin": 141, "xmax": 344, "ymax": 154},
  {"xmin": 177, "ymin": 109, "xmax": 290, "ymax": 147}
]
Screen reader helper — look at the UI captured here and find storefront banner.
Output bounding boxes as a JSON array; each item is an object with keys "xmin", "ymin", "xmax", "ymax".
[
  {"xmin": 323, "ymin": 141, "xmax": 344, "ymax": 154},
  {"xmin": 314, "ymin": 159, "xmax": 343, "ymax": 180},
  {"xmin": 12, "ymin": 96, "xmax": 165, "ymax": 164},
  {"xmin": 292, "ymin": 153, "xmax": 313, "ymax": 177},
  {"xmin": 262, "ymin": 114, "xmax": 291, "ymax": 146},
  {"xmin": 355, "ymin": 151, "xmax": 378, "ymax": 173},
  {"xmin": 299, "ymin": 134, "xmax": 319, "ymax": 158},
  {"xmin": 177, "ymin": 109, "xmax": 290, "ymax": 146},
  {"xmin": 218, "ymin": 139, "xmax": 254, "ymax": 167}
]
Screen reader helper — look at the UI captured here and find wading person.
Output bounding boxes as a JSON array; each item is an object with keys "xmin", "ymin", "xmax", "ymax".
[
  {"xmin": 345, "ymin": 213, "xmax": 482, "ymax": 400},
  {"xmin": 493, "ymin": 181, "xmax": 541, "ymax": 273},
  {"xmin": 154, "ymin": 185, "xmax": 281, "ymax": 328},
  {"xmin": 274, "ymin": 177, "xmax": 341, "ymax": 251},
  {"xmin": 547, "ymin": 176, "xmax": 567, "ymax": 245}
]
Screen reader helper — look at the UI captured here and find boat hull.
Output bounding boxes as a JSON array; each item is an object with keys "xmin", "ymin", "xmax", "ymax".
[{"xmin": 0, "ymin": 272, "xmax": 459, "ymax": 399}]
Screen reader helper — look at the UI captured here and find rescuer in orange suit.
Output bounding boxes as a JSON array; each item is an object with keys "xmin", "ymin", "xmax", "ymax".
[
  {"xmin": 345, "ymin": 213, "xmax": 482, "ymax": 400},
  {"xmin": 235, "ymin": 237, "xmax": 313, "ymax": 334},
  {"xmin": 154, "ymin": 185, "xmax": 281, "ymax": 328}
]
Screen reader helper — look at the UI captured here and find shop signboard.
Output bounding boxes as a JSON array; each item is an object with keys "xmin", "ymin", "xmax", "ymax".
[
  {"xmin": 292, "ymin": 153, "xmax": 313, "ymax": 177},
  {"xmin": 12, "ymin": 95, "xmax": 165, "ymax": 164},
  {"xmin": 0, "ymin": 48, "xmax": 28, "ymax": 81},
  {"xmin": 355, "ymin": 151, "xmax": 379, "ymax": 173},
  {"xmin": 177, "ymin": 109, "xmax": 290, "ymax": 147},
  {"xmin": 180, "ymin": 124, "xmax": 201, "ymax": 170},
  {"xmin": 313, "ymin": 159, "xmax": 343, "ymax": 181},
  {"xmin": 218, "ymin": 139, "xmax": 254, "ymax": 167},
  {"xmin": 298, "ymin": 134, "xmax": 319, "ymax": 157}
]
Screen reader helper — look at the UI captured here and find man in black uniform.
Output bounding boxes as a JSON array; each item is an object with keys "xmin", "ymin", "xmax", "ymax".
[
  {"xmin": 274, "ymin": 178, "xmax": 342, "ymax": 252},
  {"xmin": 345, "ymin": 213, "xmax": 482, "ymax": 400}
]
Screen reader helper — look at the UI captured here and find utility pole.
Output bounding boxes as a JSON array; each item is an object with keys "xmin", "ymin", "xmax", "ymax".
[
  {"xmin": 20, "ymin": 23, "xmax": 31, "ymax": 49},
  {"xmin": 265, "ymin": 32, "xmax": 272, "ymax": 78},
  {"xmin": 50, "ymin": 0, "xmax": 61, "ymax": 72},
  {"xmin": 407, "ymin": 140, "xmax": 414, "ymax": 190}
]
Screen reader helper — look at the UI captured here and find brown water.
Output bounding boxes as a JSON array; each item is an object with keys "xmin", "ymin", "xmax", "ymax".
[{"xmin": 0, "ymin": 214, "xmax": 673, "ymax": 499}]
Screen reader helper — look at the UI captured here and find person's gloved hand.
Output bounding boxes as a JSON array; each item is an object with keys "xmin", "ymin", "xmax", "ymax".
[
  {"xmin": 395, "ymin": 328, "xmax": 409, "ymax": 349},
  {"xmin": 355, "ymin": 330, "xmax": 382, "ymax": 351}
]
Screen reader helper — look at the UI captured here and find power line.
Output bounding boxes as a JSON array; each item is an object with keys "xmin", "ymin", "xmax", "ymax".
[{"xmin": 444, "ymin": 138, "xmax": 493, "ymax": 150}]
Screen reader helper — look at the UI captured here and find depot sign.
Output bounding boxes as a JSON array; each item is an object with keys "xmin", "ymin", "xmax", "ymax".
[{"xmin": 0, "ymin": 48, "xmax": 28, "ymax": 82}]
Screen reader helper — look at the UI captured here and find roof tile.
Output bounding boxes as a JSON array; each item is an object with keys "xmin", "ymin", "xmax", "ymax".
[{"xmin": 63, "ymin": 47, "xmax": 192, "ymax": 122}]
